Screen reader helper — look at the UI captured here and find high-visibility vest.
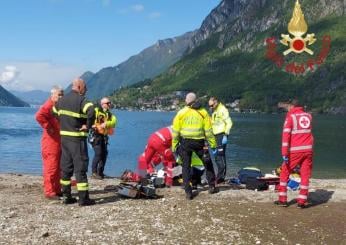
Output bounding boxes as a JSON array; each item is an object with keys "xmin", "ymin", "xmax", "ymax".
[
  {"xmin": 94, "ymin": 107, "xmax": 117, "ymax": 135},
  {"xmin": 282, "ymin": 107, "xmax": 314, "ymax": 155},
  {"xmin": 176, "ymin": 152, "xmax": 204, "ymax": 168},
  {"xmin": 172, "ymin": 106, "xmax": 216, "ymax": 150},
  {"xmin": 211, "ymin": 103, "xmax": 233, "ymax": 135}
]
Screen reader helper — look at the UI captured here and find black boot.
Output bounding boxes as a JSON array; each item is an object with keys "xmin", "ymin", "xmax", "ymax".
[
  {"xmin": 78, "ymin": 190, "xmax": 96, "ymax": 206},
  {"xmin": 61, "ymin": 184, "xmax": 77, "ymax": 204},
  {"xmin": 186, "ymin": 191, "xmax": 193, "ymax": 200}
]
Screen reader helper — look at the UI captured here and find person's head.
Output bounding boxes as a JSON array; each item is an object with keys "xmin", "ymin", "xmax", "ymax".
[
  {"xmin": 286, "ymin": 98, "xmax": 300, "ymax": 111},
  {"xmin": 185, "ymin": 92, "xmax": 197, "ymax": 106},
  {"xmin": 50, "ymin": 85, "xmax": 64, "ymax": 103},
  {"xmin": 71, "ymin": 78, "xmax": 87, "ymax": 95},
  {"xmin": 208, "ymin": 96, "xmax": 219, "ymax": 110},
  {"xmin": 100, "ymin": 97, "xmax": 112, "ymax": 110}
]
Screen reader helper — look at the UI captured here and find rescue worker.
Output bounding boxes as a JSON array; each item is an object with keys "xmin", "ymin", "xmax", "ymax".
[
  {"xmin": 53, "ymin": 78, "xmax": 95, "ymax": 206},
  {"xmin": 35, "ymin": 86, "xmax": 64, "ymax": 200},
  {"xmin": 208, "ymin": 96, "xmax": 233, "ymax": 184},
  {"xmin": 91, "ymin": 97, "xmax": 117, "ymax": 179},
  {"xmin": 274, "ymin": 99, "xmax": 314, "ymax": 208},
  {"xmin": 137, "ymin": 126, "xmax": 175, "ymax": 186},
  {"xmin": 172, "ymin": 92, "xmax": 218, "ymax": 200},
  {"xmin": 176, "ymin": 151, "xmax": 207, "ymax": 189}
]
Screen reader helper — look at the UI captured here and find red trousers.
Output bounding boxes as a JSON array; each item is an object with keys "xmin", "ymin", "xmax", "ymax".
[
  {"xmin": 137, "ymin": 136, "xmax": 175, "ymax": 186},
  {"xmin": 42, "ymin": 149, "xmax": 61, "ymax": 196},
  {"xmin": 278, "ymin": 152, "xmax": 313, "ymax": 204}
]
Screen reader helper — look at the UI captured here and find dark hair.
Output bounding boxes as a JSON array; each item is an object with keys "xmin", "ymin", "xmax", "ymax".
[
  {"xmin": 209, "ymin": 96, "xmax": 218, "ymax": 102},
  {"xmin": 288, "ymin": 98, "xmax": 300, "ymax": 106}
]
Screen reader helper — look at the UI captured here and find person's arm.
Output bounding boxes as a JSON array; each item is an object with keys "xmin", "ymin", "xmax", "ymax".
[
  {"xmin": 81, "ymin": 99, "xmax": 94, "ymax": 130},
  {"xmin": 106, "ymin": 113, "xmax": 117, "ymax": 128},
  {"xmin": 35, "ymin": 102, "xmax": 56, "ymax": 133},
  {"xmin": 172, "ymin": 113, "xmax": 181, "ymax": 152},
  {"xmin": 281, "ymin": 114, "xmax": 293, "ymax": 157},
  {"xmin": 203, "ymin": 111, "xmax": 217, "ymax": 148},
  {"xmin": 222, "ymin": 107, "xmax": 233, "ymax": 135}
]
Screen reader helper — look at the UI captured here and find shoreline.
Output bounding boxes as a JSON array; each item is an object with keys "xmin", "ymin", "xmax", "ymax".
[{"xmin": 1, "ymin": 173, "xmax": 346, "ymax": 244}]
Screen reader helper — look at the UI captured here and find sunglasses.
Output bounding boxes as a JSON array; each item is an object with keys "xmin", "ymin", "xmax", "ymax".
[{"xmin": 103, "ymin": 102, "xmax": 111, "ymax": 105}]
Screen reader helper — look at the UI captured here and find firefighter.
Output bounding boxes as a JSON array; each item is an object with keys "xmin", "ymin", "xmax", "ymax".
[
  {"xmin": 53, "ymin": 78, "xmax": 95, "ymax": 206},
  {"xmin": 172, "ymin": 92, "xmax": 218, "ymax": 200},
  {"xmin": 137, "ymin": 126, "xmax": 175, "ymax": 186},
  {"xmin": 91, "ymin": 97, "xmax": 117, "ymax": 179},
  {"xmin": 208, "ymin": 96, "xmax": 233, "ymax": 184},
  {"xmin": 274, "ymin": 99, "xmax": 314, "ymax": 208},
  {"xmin": 35, "ymin": 85, "xmax": 64, "ymax": 199}
]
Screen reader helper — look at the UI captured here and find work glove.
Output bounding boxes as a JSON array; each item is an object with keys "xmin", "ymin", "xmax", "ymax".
[
  {"xmin": 282, "ymin": 155, "xmax": 289, "ymax": 164},
  {"xmin": 222, "ymin": 135, "xmax": 228, "ymax": 145},
  {"xmin": 212, "ymin": 148, "xmax": 218, "ymax": 156}
]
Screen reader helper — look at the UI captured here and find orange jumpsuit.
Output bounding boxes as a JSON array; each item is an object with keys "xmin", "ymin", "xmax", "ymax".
[{"xmin": 35, "ymin": 99, "xmax": 61, "ymax": 197}]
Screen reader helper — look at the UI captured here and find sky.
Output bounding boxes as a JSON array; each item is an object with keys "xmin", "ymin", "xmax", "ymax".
[{"xmin": 0, "ymin": 0, "xmax": 220, "ymax": 91}]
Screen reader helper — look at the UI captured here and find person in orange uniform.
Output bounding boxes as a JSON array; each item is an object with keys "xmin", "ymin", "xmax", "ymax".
[
  {"xmin": 275, "ymin": 99, "xmax": 314, "ymax": 208},
  {"xmin": 35, "ymin": 86, "xmax": 64, "ymax": 199}
]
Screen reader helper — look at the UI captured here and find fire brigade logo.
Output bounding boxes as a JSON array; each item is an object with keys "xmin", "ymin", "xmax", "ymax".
[
  {"xmin": 299, "ymin": 116, "xmax": 311, "ymax": 129},
  {"xmin": 280, "ymin": 0, "xmax": 316, "ymax": 55},
  {"xmin": 265, "ymin": 0, "xmax": 331, "ymax": 75}
]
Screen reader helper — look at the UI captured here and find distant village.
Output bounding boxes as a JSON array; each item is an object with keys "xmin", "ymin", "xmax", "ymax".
[{"xmin": 113, "ymin": 89, "xmax": 245, "ymax": 113}]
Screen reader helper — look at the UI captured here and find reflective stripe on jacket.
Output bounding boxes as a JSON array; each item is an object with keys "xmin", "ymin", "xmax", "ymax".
[
  {"xmin": 53, "ymin": 91, "xmax": 94, "ymax": 138},
  {"xmin": 282, "ymin": 107, "xmax": 314, "ymax": 155},
  {"xmin": 152, "ymin": 127, "xmax": 172, "ymax": 146},
  {"xmin": 172, "ymin": 106, "xmax": 216, "ymax": 150},
  {"xmin": 211, "ymin": 103, "xmax": 233, "ymax": 135}
]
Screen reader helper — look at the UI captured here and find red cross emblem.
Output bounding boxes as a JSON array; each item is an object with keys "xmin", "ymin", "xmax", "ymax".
[{"xmin": 299, "ymin": 116, "xmax": 310, "ymax": 129}]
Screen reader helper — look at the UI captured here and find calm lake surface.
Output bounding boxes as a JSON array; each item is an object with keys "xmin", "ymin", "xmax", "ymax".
[{"xmin": 0, "ymin": 107, "xmax": 345, "ymax": 178}]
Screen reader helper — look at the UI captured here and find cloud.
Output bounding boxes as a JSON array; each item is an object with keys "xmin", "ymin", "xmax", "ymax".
[
  {"xmin": 0, "ymin": 66, "xmax": 20, "ymax": 85},
  {"xmin": 148, "ymin": 12, "xmax": 161, "ymax": 19},
  {"xmin": 0, "ymin": 61, "xmax": 84, "ymax": 91},
  {"xmin": 131, "ymin": 4, "xmax": 144, "ymax": 12}
]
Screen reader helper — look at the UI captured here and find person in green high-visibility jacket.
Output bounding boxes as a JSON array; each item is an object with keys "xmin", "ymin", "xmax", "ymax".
[
  {"xmin": 172, "ymin": 92, "xmax": 218, "ymax": 200},
  {"xmin": 54, "ymin": 78, "xmax": 95, "ymax": 206},
  {"xmin": 91, "ymin": 97, "xmax": 117, "ymax": 179},
  {"xmin": 208, "ymin": 96, "xmax": 233, "ymax": 184},
  {"xmin": 176, "ymin": 151, "xmax": 206, "ymax": 189}
]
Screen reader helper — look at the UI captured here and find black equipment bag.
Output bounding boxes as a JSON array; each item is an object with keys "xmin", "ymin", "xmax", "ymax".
[{"xmin": 245, "ymin": 177, "xmax": 268, "ymax": 191}]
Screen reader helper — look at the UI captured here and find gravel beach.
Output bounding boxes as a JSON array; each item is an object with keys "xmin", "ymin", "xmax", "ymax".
[{"xmin": 0, "ymin": 173, "xmax": 346, "ymax": 244}]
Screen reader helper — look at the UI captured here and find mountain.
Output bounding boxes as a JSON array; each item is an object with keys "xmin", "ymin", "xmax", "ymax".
[
  {"xmin": 77, "ymin": 31, "xmax": 195, "ymax": 100},
  {"xmin": 0, "ymin": 85, "xmax": 30, "ymax": 107},
  {"xmin": 10, "ymin": 90, "xmax": 50, "ymax": 105},
  {"xmin": 111, "ymin": 0, "xmax": 346, "ymax": 114}
]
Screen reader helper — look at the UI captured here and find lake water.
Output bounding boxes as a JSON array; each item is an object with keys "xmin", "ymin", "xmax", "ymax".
[{"xmin": 0, "ymin": 107, "xmax": 345, "ymax": 178}]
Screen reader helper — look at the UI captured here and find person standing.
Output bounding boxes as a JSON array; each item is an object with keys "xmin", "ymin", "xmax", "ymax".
[
  {"xmin": 53, "ymin": 78, "xmax": 95, "ymax": 206},
  {"xmin": 137, "ymin": 126, "xmax": 175, "ymax": 186},
  {"xmin": 275, "ymin": 99, "xmax": 314, "ymax": 208},
  {"xmin": 172, "ymin": 92, "xmax": 218, "ymax": 200},
  {"xmin": 35, "ymin": 86, "xmax": 64, "ymax": 200},
  {"xmin": 91, "ymin": 97, "xmax": 117, "ymax": 179},
  {"xmin": 208, "ymin": 97, "xmax": 233, "ymax": 183}
]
